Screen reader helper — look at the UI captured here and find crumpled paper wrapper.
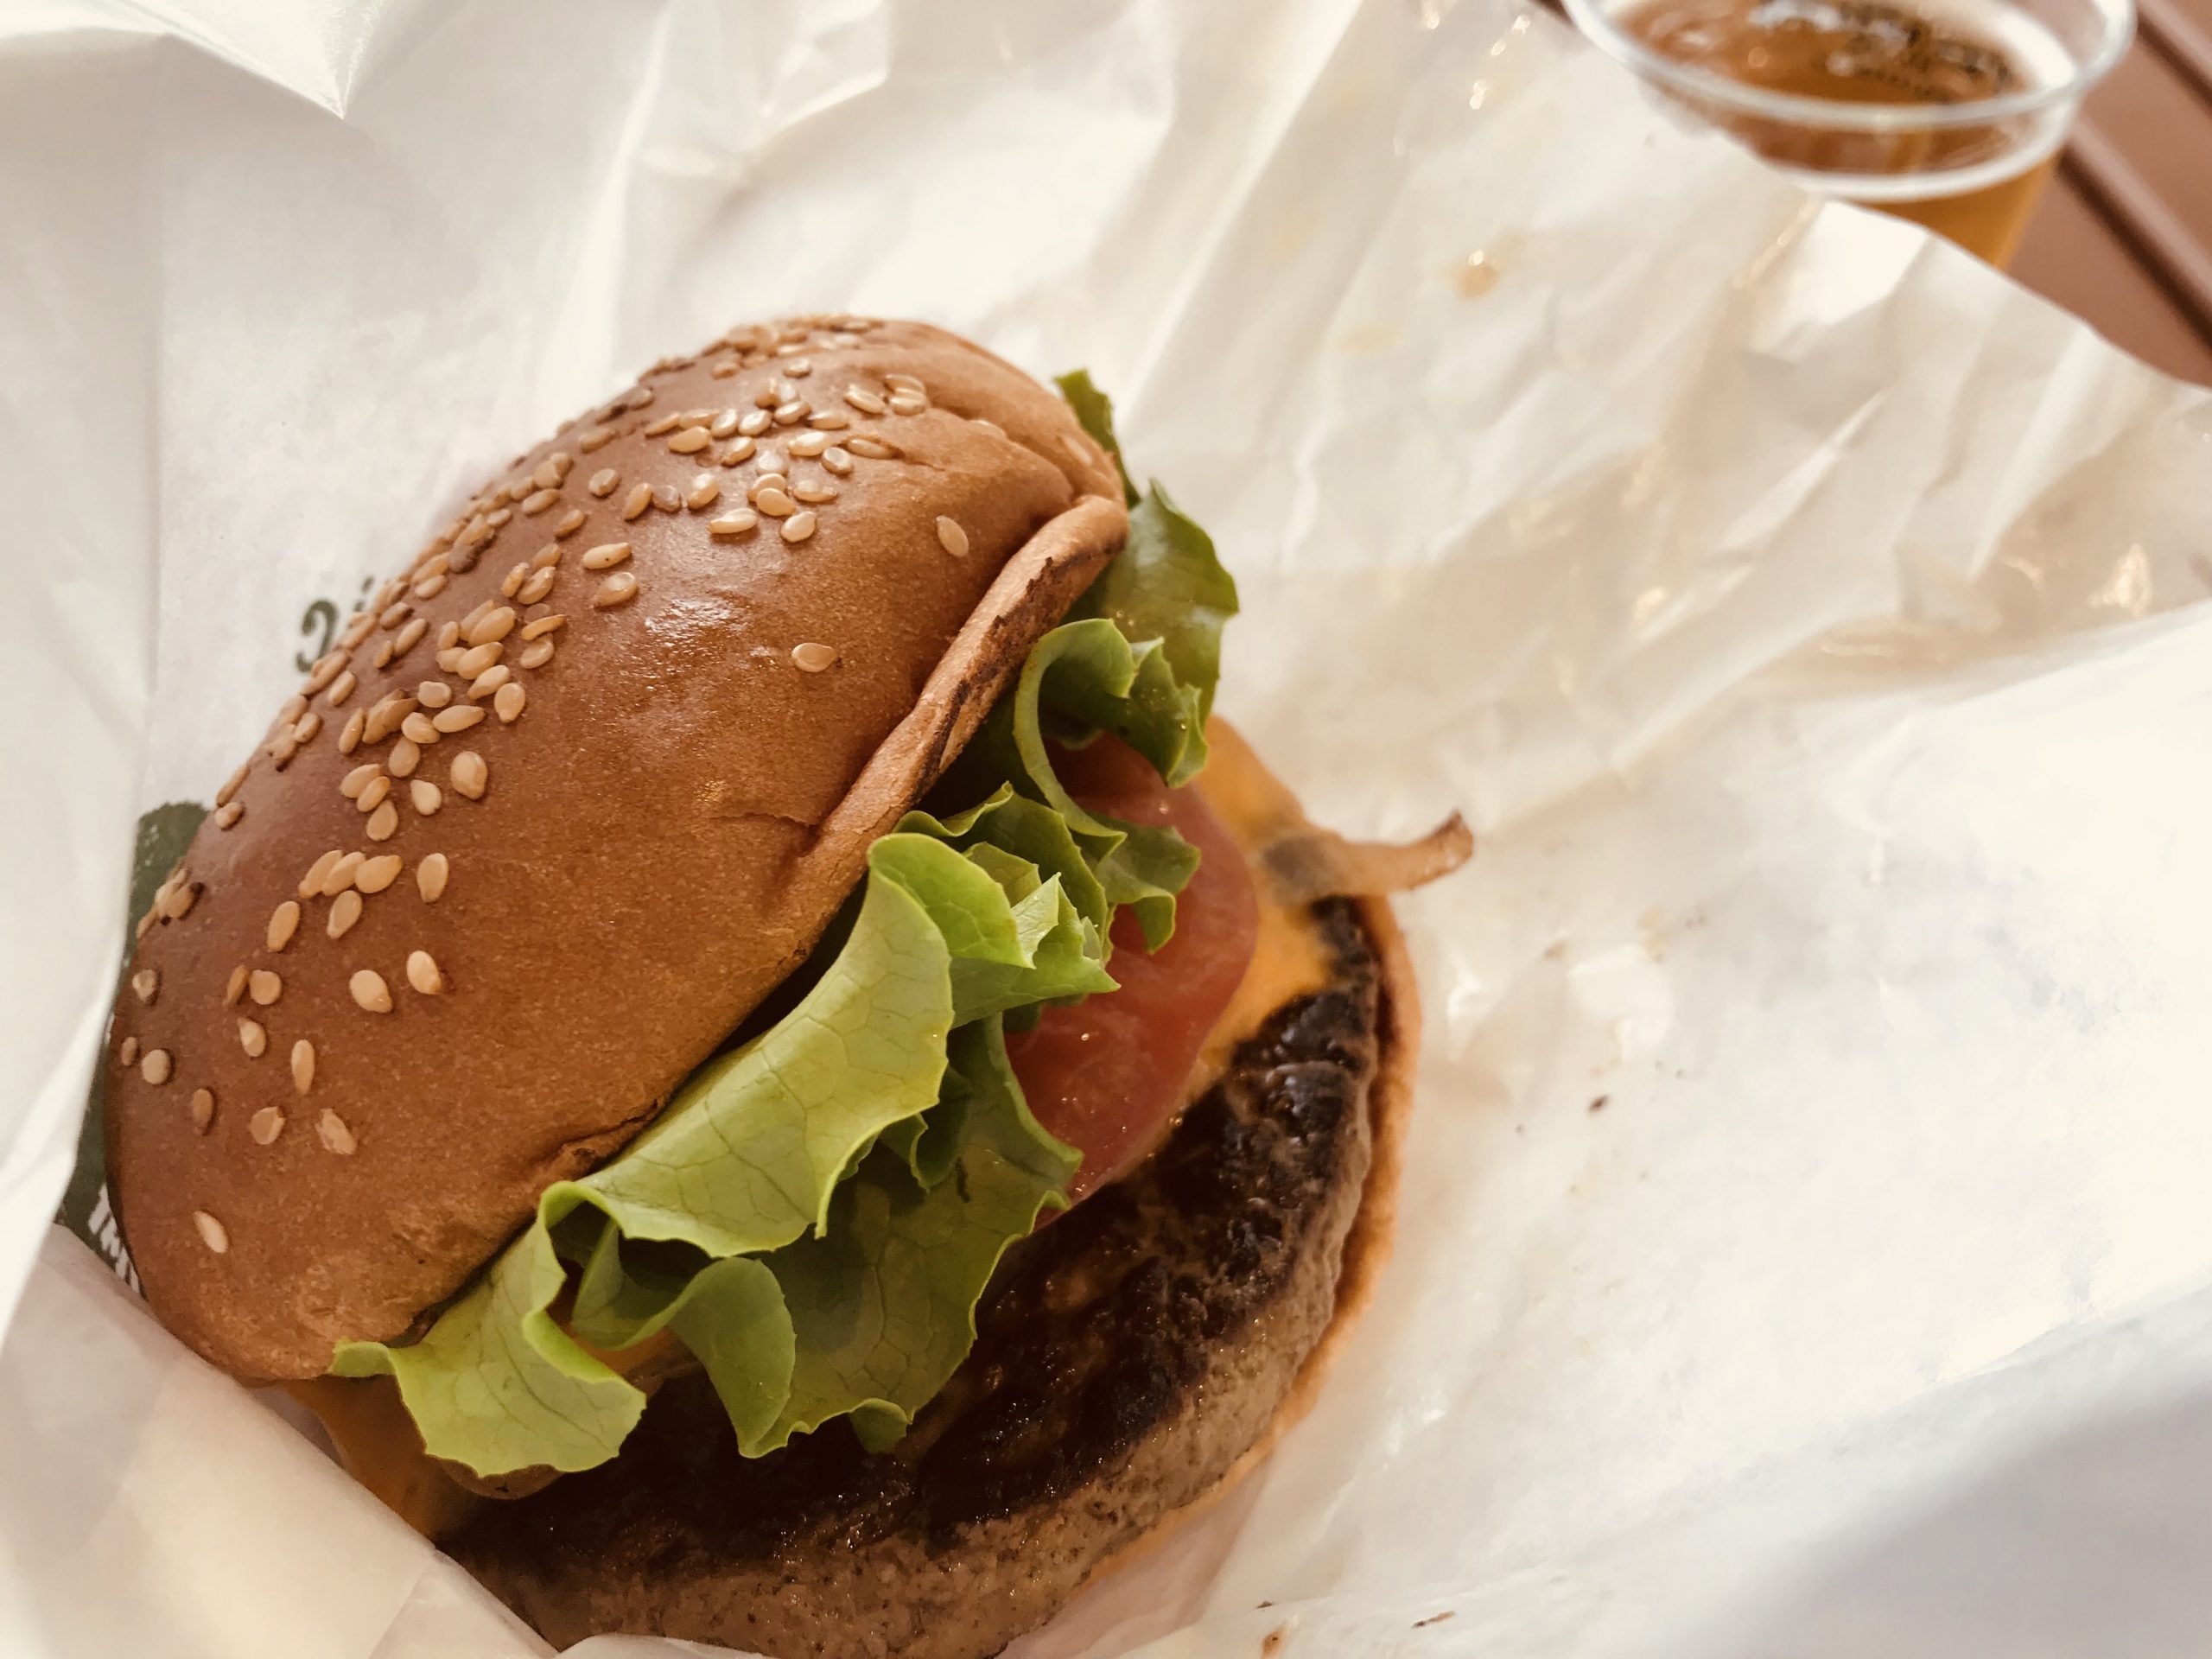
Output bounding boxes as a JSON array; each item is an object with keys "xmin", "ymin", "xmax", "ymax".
[{"xmin": 8, "ymin": 0, "xmax": 2212, "ymax": 1655}]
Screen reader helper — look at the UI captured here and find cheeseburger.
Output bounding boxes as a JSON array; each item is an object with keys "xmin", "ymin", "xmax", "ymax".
[{"xmin": 103, "ymin": 315, "xmax": 1468, "ymax": 1658}]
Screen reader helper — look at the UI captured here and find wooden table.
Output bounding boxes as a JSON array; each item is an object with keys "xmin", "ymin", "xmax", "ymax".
[{"xmin": 2011, "ymin": 0, "xmax": 2212, "ymax": 383}]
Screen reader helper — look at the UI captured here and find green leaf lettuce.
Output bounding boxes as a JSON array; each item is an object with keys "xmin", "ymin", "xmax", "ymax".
[{"xmin": 334, "ymin": 373, "xmax": 1237, "ymax": 1478}]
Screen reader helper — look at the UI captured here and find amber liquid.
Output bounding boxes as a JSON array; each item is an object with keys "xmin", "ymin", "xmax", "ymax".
[{"xmin": 1623, "ymin": 0, "xmax": 2063, "ymax": 264}]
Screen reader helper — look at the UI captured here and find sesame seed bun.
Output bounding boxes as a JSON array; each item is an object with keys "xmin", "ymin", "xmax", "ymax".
[{"xmin": 105, "ymin": 317, "xmax": 1128, "ymax": 1383}]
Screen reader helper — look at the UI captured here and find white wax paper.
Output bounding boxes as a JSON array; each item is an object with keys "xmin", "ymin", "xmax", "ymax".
[{"xmin": 7, "ymin": 1, "xmax": 2212, "ymax": 1656}]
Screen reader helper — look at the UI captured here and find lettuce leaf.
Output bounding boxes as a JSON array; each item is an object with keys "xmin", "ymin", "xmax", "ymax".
[{"xmin": 333, "ymin": 373, "xmax": 1237, "ymax": 1478}]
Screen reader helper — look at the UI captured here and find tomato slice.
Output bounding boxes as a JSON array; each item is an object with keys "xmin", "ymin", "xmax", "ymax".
[{"xmin": 1004, "ymin": 736, "xmax": 1259, "ymax": 1204}]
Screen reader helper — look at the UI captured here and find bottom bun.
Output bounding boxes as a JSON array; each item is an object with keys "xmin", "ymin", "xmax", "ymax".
[{"xmin": 450, "ymin": 893, "xmax": 1416, "ymax": 1659}]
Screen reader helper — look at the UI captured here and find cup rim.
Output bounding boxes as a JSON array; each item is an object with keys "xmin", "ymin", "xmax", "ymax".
[{"xmin": 1560, "ymin": 0, "xmax": 2137, "ymax": 132}]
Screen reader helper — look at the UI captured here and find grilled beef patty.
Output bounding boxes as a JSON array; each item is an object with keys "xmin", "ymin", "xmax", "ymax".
[{"xmin": 453, "ymin": 897, "xmax": 1388, "ymax": 1659}]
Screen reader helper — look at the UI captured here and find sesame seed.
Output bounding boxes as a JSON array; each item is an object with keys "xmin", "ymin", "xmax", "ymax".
[
  {"xmin": 350, "ymin": 969, "xmax": 393, "ymax": 1013},
  {"xmin": 626, "ymin": 385, "xmax": 656, "ymax": 409},
  {"xmin": 709, "ymin": 512, "xmax": 759, "ymax": 537},
  {"xmin": 622, "ymin": 484, "xmax": 652, "ymax": 520},
  {"xmin": 340, "ymin": 613, "xmax": 376, "ymax": 649},
  {"xmin": 338, "ymin": 711, "xmax": 366, "ymax": 753},
  {"xmin": 711, "ymin": 359, "xmax": 740, "ymax": 378},
  {"xmin": 410, "ymin": 779, "xmax": 443, "ymax": 817},
  {"xmin": 555, "ymin": 507, "xmax": 587, "ymax": 538},
  {"xmin": 238, "ymin": 1018, "xmax": 267, "ymax": 1058},
  {"xmin": 500, "ymin": 563, "xmax": 527, "ymax": 600},
  {"xmin": 416, "ymin": 854, "xmax": 449, "ymax": 902},
  {"xmin": 214, "ymin": 801, "xmax": 245, "ymax": 829},
  {"xmin": 131, "ymin": 968, "xmax": 158, "ymax": 1003},
  {"xmin": 323, "ymin": 851, "xmax": 365, "ymax": 896},
  {"xmin": 533, "ymin": 457, "xmax": 563, "ymax": 490},
  {"xmin": 225, "ymin": 966, "xmax": 248, "ymax": 1007},
  {"xmin": 269, "ymin": 732, "xmax": 301, "ymax": 770},
  {"xmin": 486, "ymin": 506, "xmax": 512, "ymax": 528},
  {"xmin": 581, "ymin": 541, "xmax": 631, "ymax": 571},
  {"xmin": 521, "ymin": 488, "xmax": 560, "ymax": 515},
  {"xmin": 652, "ymin": 484, "xmax": 680, "ymax": 512},
  {"xmin": 357, "ymin": 775, "xmax": 391, "ymax": 813},
  {"xmin": 317, "ymin": 1110, "xmax": 358, "ymax": 1155},
  {"xmin": 791, "ymin": 642, "xmax": 838, "ymax": 672},
  {"xmin": 393, "ymin": 616, "xmax": 428, "ymax": 656},
  {"xmin": 119, "ymin": 1036, "xmax": 138, "ymax": 1066},
  {"xmin": 437, "ymin": 620, "xmax": 461, "ymax": 649},
  {"xmin": 461, "ymin": 598, "xmax": 495, "ymax": 633},
  {"xmin": 190, "ymin": 1089, "xmax": 215, "ymax": 1134},
  {"xmin": 141, "ymin": 1049, "xmax": 171, "ymax": 1085},
  {"xmin": 844, "ymin": 385, "xmax": 887, "ymax": 416},
  {"xmin": 389, "ymin": 737, "xmax": 422, "ymax": 778},
  {"xmin": 326, "ymin": 670, "xmax": 357, "ymax": 707},
  {"xmin": 519, "ymin": 613, "xmax": 567, "ymax": 641},
  {"xmin": 793, "ymin": 483, "xmax": 836, "ymax": 504},
  {"xmin": 366, "ymin": 800, "xmax": 398, "ymax": 842},
  {"xmin": 449, "ymin": 750, "xmax": 489, "ymax": 800},
  {"xmin": 709, "ymin": 410, "xmax": 741, "ymax": 439},
  {"xmin": 846, "ymin": 435, "xmax": 899, "ymax": 460},
  {"xmin": 579, "ymin": 424, "xmax": 616, "ymax": 451},
  {"xmin": 888, "ymin": 392, "xmax": 926, "ymax": 416},
  {"xmin": 216, "ymin": 764, "xmax": 250, "ymax": 808},
  {"xmin": 519, "ymin": 638, "xmax": 556, "ymax": 669},
  {"xmin": 416, "ymin": 681, "xmax": 453, "ymax": 709},
  {"xmin": 787, "ymin": 357, "xmax": 812, "ymax": 377},
  {"xmin": 1060, "ymin": 434, "xmax": 1089, "ymax": 467},
  {"xmin": 588, "ymin": 467, "xmax": 620, "ymax": 497},
  {"xmin": 936, "ymin": 516, "xmax": 969, "ymax": 557},
  {"xmin": 495, "ymin": 682, "xmax": 527, "ymax": 722},
  {"xmin": 669, "ymin": 427, "xmax": 711, "ymax": 454},
  {"xmin": 341, "ymin": 764, "xmax": 382, "ymax": 801},
  {"xmin": 645, "ymin": 413, "xmax": 682, "ymax": 436},
  {"xmin": 327, "ymin": 890, "xmax": 363, "ymax": 938},
  {"xmin": 432, "ymin": 704, "xmax": 486, "ymax": 734},
  {"xmin": 290, "ymin": 1040, "xmax": 315, "ymax": 1094},
  {"xmin": 268, "ymin": 901, "xmax": 301, "ymax": 950},
  {"xmin": 687, "ymin": 476, "xmax": 721, "ymax": 510},
  {"xmin": 739, "ymin": 409, "xmax": 772, "ymax": 437},
  {"xmin": 368, "ymin": 694, "xmax": 419, "ymax": 744},
  {"xmin": 823, "ymin": 446, "xmax": 854, "ymax": 475},
  {"xmin": 789, "ymin": 431, "xmax": 829, "ymax": 458},
  {"xmin": 593, "ymin": 572, "xmax": 638, "ymax": 608},
  {"xmin": 721, "ymin": 436, "xmax": 757, "ymax": 466},
  {"xmin": 248, "ymin": 969, "xmax": 280, "ymax": 1007},
  {"xmin": 250, "ymin": 1106, "xmax": 285, "ymax": 1145},
  {"xmin": 406, "ymin": 950, "xmax": 443, "ymax": 995},
  {"xmin": 782, "ymin": 511, "xmax": 818, "ymax": 543},
  {"xmin": 531, "ymin": 542, "xmax": 564, "ymax": 570},
  {"xmin": 753, "ymin": 383, "xmax": 784, "ymax": 410},
  {"xmin": 467, "ymin": 607, "xmax": 518, "ymax": 646},
  {"xmin": 970, "ymin": 416, "xmax": 1005, "ymax": 439},
  {"xmin": 414, "ymin": 571, "xmax": 449, "ymax": 601},
  {"xmin": 755, "ymin": 488, "xmax": 796, "ymax": 518},
  {"xmin": 356, "ymin": 854, "xmax": 403, "ymax": 893},
  {"xmin": 193, "ymin": 1211, "xmax": 228, "ymax": 1254},
  {"xmin": 401, "ymin": 711, "xmax": 440, "ymax": 747},
  {"xmin": 279, "ymin": 695, "xmax": 308, "ymax": 725},
  {"xmin": 435, "ymin": 646, "xmax": 467, "ymax": 674},
  {"xmin": 300, "ymin": 850, "xmax": 343, "ymax": 899},
  {"xmin": 883, "ymin": 372, "xmax": 924, "ymax": 395},
  {"xmin": 755, "ymin": 448, "xmax": 785, "ymax": 476},
  {"xmin": 773, "ymin": 400, "xmax": 808, "ymax": 425},
  {"xmin": 518, "ymin": 568, "xmax": 556, "ymax": 605},
  {"xmin": 808, "ymin": 411, "xmax": 850, "ymax": 430}
]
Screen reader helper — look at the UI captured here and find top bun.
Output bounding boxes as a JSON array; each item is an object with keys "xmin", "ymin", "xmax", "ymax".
[{"xmin": 105, "ymin": 316, "xmax": 1128, "ymax": 1382}]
